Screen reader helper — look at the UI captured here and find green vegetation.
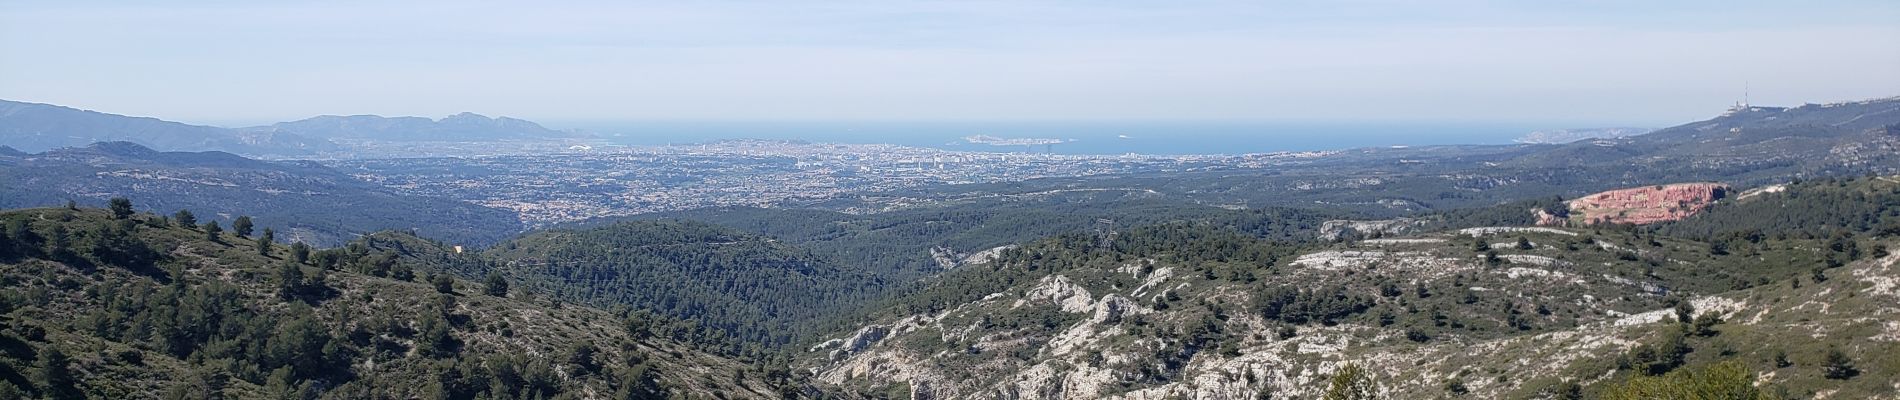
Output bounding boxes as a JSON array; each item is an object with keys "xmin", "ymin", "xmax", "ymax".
[
  {"xmin": 483, "ymin": 272, "xmax": 509, "ymax": 297},
  {"xmin": 0, "ymin": 204, "xmax": 781, "ymax": 399},
  {"xmin": 609, "ymin": 199, "xmax": 1329, "ymax": 285},
  {"xmin": 6, "ymin": 171, "xmax": 1898, "ymax": 399},
  {"xmin": 1322, "ymin": 364, "xmax": 1377, "ymax": 400},
  {"xmin": 487, "ymin": 219, "xmax": 885, "ymax": 357},
  {"xmin": 1659, "ymin": 176, "xmax": 1900, "ymax": 242},
  {"xmin": 0, "ymin": 142, "xmax": 527, "ymax": 247},
  {"xmin": 231, "ymin": 215, "xmax": 253, "ymax": 238},
  {"xmin": 1601, "ymin": 361, "xmax": 1770, "ymax": 400},
  {"xmin": 793, "ymin": 175, "xmax": 1900, "ymax": 398}
]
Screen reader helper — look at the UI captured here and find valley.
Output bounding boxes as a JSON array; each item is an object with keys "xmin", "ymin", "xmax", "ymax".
[
  {"xmin": 0, "ymin": 96, "xmax": 1897, "ymax": 399},
  {"xmin": 7, "ymin": 1, "xmax": 1898, "ymax": 398}
]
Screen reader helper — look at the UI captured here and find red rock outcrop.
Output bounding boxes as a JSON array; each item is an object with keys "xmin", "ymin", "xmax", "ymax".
[{"xmin": 1564, "ymin": 183, "xmax": 1729, "ymax": 225}]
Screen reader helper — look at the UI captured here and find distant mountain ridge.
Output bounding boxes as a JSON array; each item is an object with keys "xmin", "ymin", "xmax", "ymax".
[
  {"xmin": 0, "ymin": 99, "xmax": 336, "ymax": 156},
  {"xmin": 0, "ymin": 99, "xmax": 587, "ymax": 157},
  {"xmin": 243, "ymin": 112, "xmax": 590, "ymax": 142},
  {"xmin": 1635, "ymin": 96, "xmax": 1900, "ymax": 145}
]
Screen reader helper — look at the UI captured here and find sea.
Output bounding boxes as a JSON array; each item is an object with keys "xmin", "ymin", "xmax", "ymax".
[{"xmin": 553, "ymin": 120, "xmax": 1565, "ymax": 155}]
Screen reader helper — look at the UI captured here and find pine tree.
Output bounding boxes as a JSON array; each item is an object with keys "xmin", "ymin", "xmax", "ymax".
[
  {"xmin": 432, "ymin": 274, "xmax": 455, "ymax": 294},
  {"xmin": 484, "ymin": 272, "xmax": 509, "ymax": 297},
  {"xmin": 257, "ymin": 228, "xmax": 275, "ymax": 256},
  {"xmin": 567, "ymin": 343, "xmax": 600, "ymax": 375},
  {"xmin": 277, "ymin": 262, "xmax": 306, "ymax": 300},
  {"xmin": 0, "ymin": 226, "xmax": 12, "ymax": 259},
  {"xmin": 109, "ymin": 197, "xmax": 135, "ymax": 219},
  {"xmin": 1822, "ymin": 348, "xmax": 1859, "ymax": 380},
  {"xmin": 5, "ymin": 219, "xmax": 30, "ymax": 247},
  {"xmin": 417, "ymin": 314, "xmax": 456, "ymax": 358},
  {"xmin": 38, "ymin": 346, "xmax": 79, "ymax": 400},
  {"xmin": 232, "ymin": 216, "xmax": 254, "ymax": 237},
  {"xmin": 47, "ymin": 224, "xmax": 71, "ymax": 259},
  {"xmin": 174, "ymin": 209, "xmax": 197, "ymax": 228},
  {"xmin": 264, "ymin": 366, "xmax": 313, "ymax": 400},
  {"xmin": 165, "ymin": 364, "xmax": 230, "ymax": 400},
  {"xmin": 391, "ymin": 264, "xmax": 415, "ymax": 282},
  {"xmin": 203, "ymin": 221, "xmax": 223, "ymax": 242},
  {"xmin": 290, "ymin": 242, "xmax": 311, "ymax": 265}
]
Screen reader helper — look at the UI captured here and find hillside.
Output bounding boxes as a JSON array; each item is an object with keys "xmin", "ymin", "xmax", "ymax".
[
  {"xmin": 482, "ymin": 220, "xmax": 888, "ymax": 356},
  {"xmin": 0, "ymin": 100, "xmax": 335, "ymax": 157},
  {"xmin": 603, "ymin": 198, "xmax": 1328, "ymax": 285},
  {"xmin": 0, "ymin": 206, "xmax": 789, "ymax": 399},
  {"xmin": 802, "ymin": 177, "xmax": 1900, "ymax": 399},
  {"xmin": 1658, "ymin": 176, "xmax": 1900, "ymax": 241},
  {"xmin": 1559, "ymin": 183, "xmax": 1729, "ymax": 226},
  {"xmin": 2, "ymin": 96, "xmax": 1895, "ymax": 399},
  {"xmin": 0, "ymin": 142, "xmax": 523, "ymax": 247}
]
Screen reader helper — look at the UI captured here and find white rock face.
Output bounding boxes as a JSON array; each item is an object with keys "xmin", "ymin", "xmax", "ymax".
[
  {"xmin": 1130, "ymin": 266, "xmax": 1173, "ymax": 298},
  {"xmin": 931, "ymin": 244, "xmax": 1020, "ymax": 269},
  {"xmin": 1499, "ymin": 254, "xmax": 1569, "ymax": 267},
  {"xmin": 1503, "ymin": 266, "xmax": 1586, "ymax": 284},
  {"xmin": 1016, "ymin": 275, "xmax": 1096, "ymax": 313},
  {"xmin": 1854, "ymin": 251, "xmax": 1900, "ymax": 297},
  {"xmin": 1288, "ymin": 250, "xmax": 1473, "ymax": 281},
  {"xmin": 1735, "ymin": 183, "xmax": 1787, "ymax": 200},
  {"xmin": 1458, "ymin": 226, "xmax": 1578, "ymax": 236},
  {"xmin": 810, "ymin": 237, "xmax": 1900, "ymax": 400},
  {"xmin": 814, "ymin": 325, "xmax": 892, "ymax": 361},
  {"xmin": 962, "ymin": 245, "xmax": 1017, "ymax": 266},
  {"xmin": 1291, "ymin": 250, "xmax": 1404, "ymax": 270},
  {"xmin": 1614, "ymin": 296, "xmax": 1749, "ymax": 326},
  {"xmin": 1317, "ymin": 218, "xmax": 1428, "ymax": 240},
  {"xmin": 1362, "ymin": 238, "xmax": 1446, "ymax": 245},
  {"xmin": 1046, "ymin": 294, "xmax": 1150, "ymax": 357}
]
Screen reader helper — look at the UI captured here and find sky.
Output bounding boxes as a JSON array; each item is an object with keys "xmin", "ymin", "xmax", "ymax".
[{"xmin": 3, "ymin": 0, "xmax": 1898, "ymax": 127}]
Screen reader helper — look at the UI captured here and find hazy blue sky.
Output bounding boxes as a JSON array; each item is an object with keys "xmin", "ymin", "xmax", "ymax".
[{"xmin": 3, "ymin": 0, "xmax": 1897, "ymax": 126}]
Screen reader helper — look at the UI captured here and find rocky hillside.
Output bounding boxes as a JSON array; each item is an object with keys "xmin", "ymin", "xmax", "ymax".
[
  {"xmin": 1556, "ymin": 183, "xmax": 1729, "ymax": 226},
  {"xmin": 0, "ymin": 206, "xmax": 787, "ymax": 399},
  {"xmin": 802, "ymin": 178, "xmax": 1899, "ymax": 399}
]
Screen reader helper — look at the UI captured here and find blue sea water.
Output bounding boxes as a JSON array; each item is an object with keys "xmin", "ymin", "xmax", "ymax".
[{"xmin": 552, "ymin": 120, "xmax": 1559, "ymax": 155}]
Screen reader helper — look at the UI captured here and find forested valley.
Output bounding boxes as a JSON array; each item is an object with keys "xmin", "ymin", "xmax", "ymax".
[{"xmin": 2, "ymin": 173, "xmax": 1895, "ymax": 399}]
